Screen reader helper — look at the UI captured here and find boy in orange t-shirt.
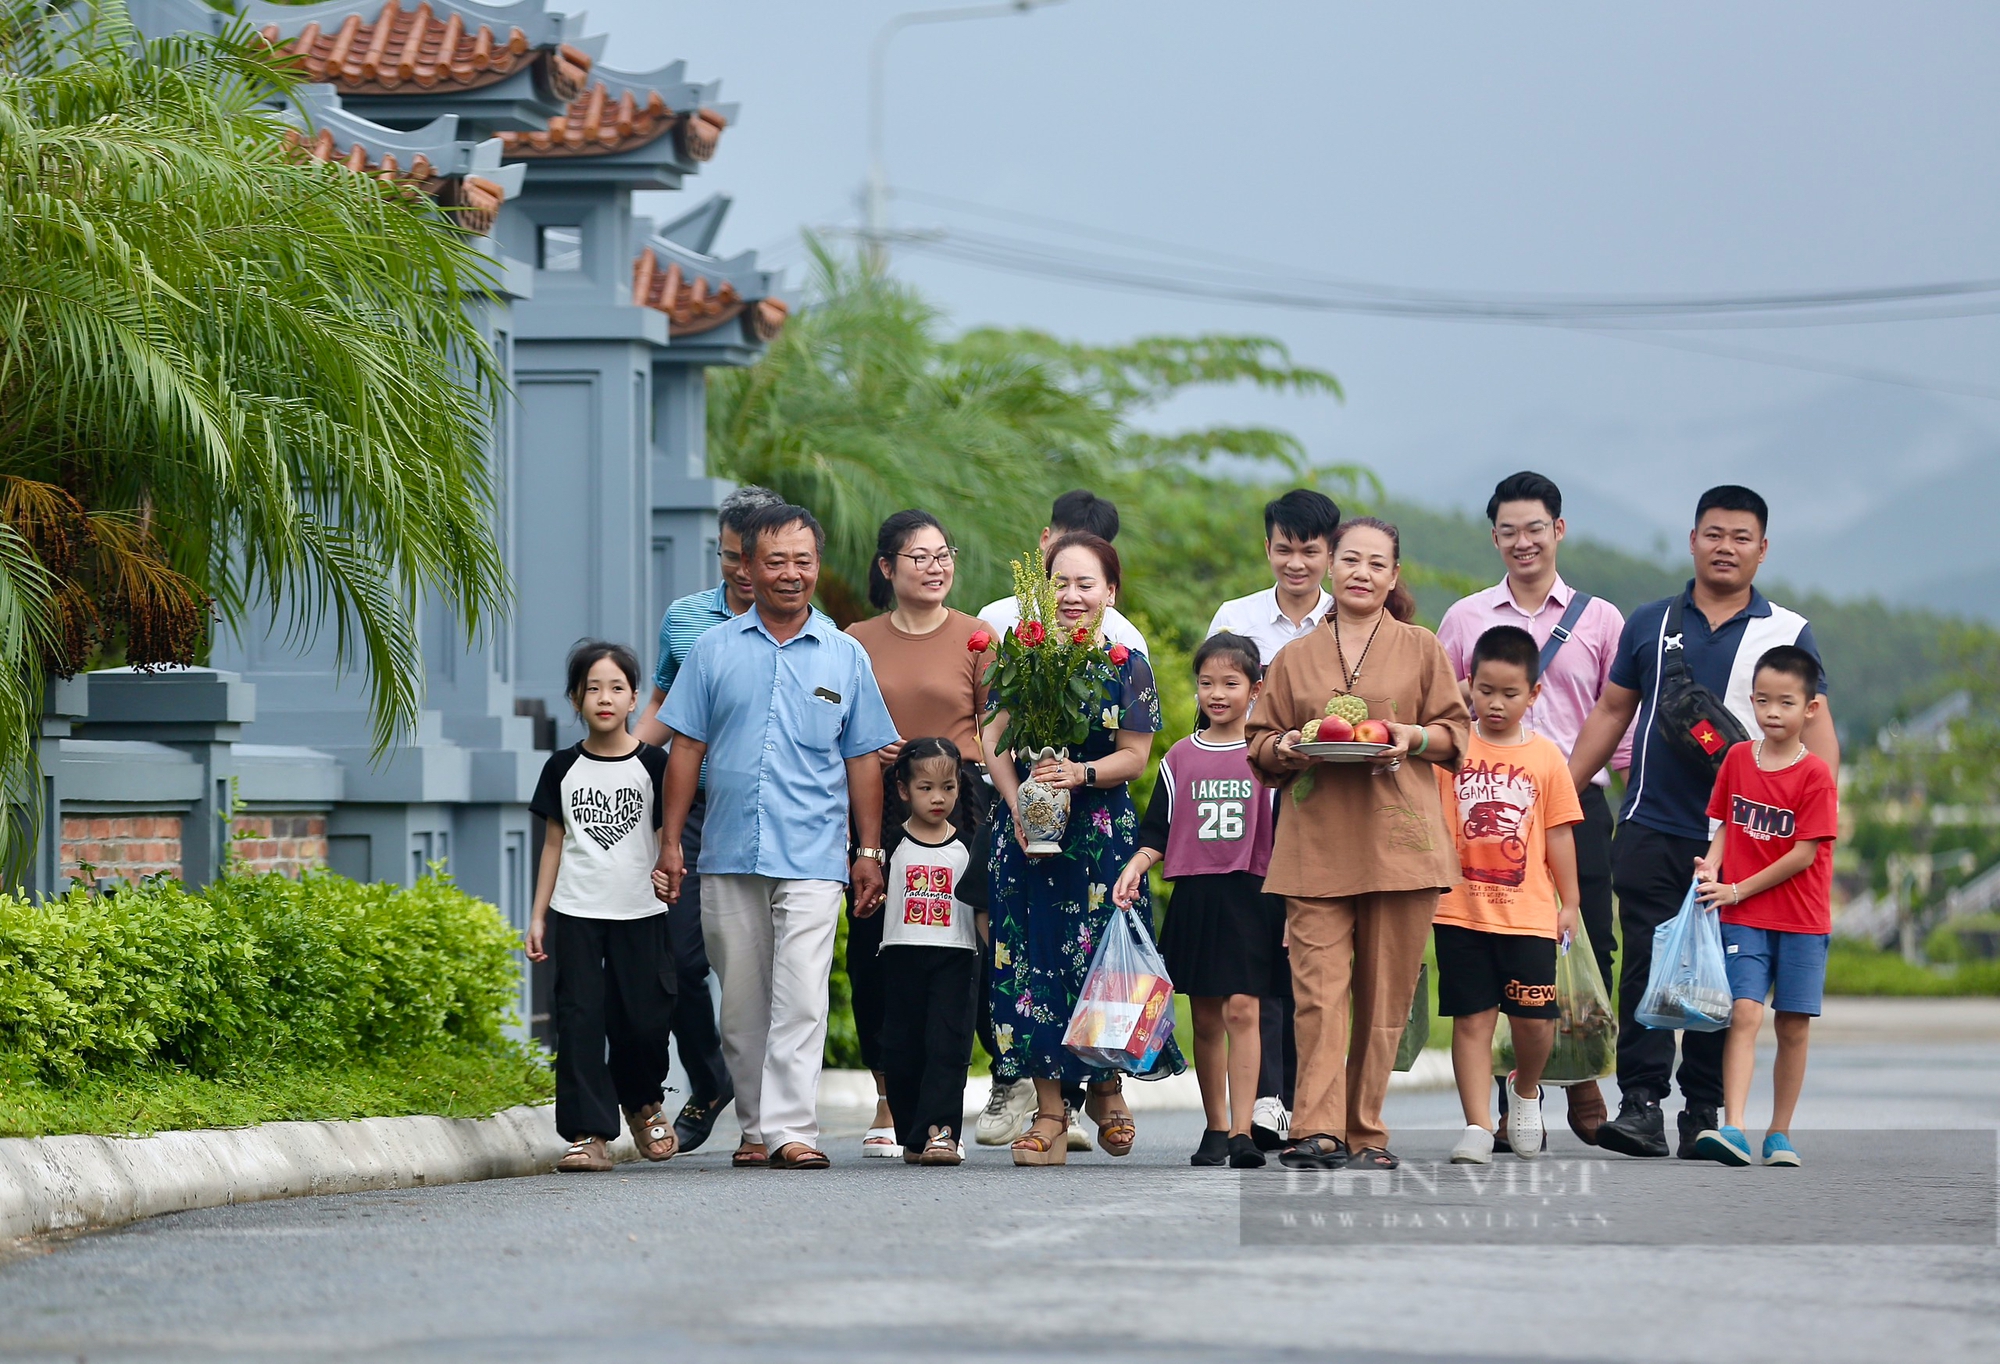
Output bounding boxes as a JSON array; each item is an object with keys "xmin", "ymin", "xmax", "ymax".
[{"xmin": 1435, "ymin": 626, "xmax": 1584, "ymax": 1164}]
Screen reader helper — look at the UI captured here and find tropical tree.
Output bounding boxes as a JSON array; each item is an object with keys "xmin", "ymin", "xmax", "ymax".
[
  {"xmin": 0, "ymin": 5, "xmax": 509, "ymax": 846},
  {"xmin": 707, "ymin": 239, "xmax": 1353, "ymax": 632}
]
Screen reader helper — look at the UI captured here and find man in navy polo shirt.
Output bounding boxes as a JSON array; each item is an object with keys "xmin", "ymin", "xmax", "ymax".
[{"xmin": 1569, "ymin": 486, "xmax": 1837, "ymax": 1159}]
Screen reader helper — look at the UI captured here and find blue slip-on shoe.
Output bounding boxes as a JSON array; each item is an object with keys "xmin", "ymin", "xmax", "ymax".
[
  {"xmin": 1693, "ymin": 1125, "xmax": 1753, "ymax": 1166},
  {"xmin": 1762, "ymin": 1132, "xmax": 1801, "ymax": 1167}
]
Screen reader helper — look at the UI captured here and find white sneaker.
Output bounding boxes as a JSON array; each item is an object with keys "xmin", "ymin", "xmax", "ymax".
[
  {"xmin": 861, "ymin": 1125, "xmax": 902, "ymax": 1159},
  {"xmin": 1504, "ymin": 1072, "xmax": 1543, "ymax": 1161},
  {"xmin": 1065, "ymin": 1102, "xmax": 1094, "ymax": 1152},
  {"xmin": 1251, "ymin": 1096, "xmax": 1290, "ymax": 1150},
  {"xmin": 974, "ymin": 1078, "xmax": 1035, "ymax": 1146},
  {"xmin": 1450, "ymin": 1124, "xmax": 1496, "ymax": 1164}
]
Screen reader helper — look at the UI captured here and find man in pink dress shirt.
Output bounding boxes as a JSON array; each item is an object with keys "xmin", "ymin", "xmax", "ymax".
[{"xmin": 1437, "ymin": 470, "xmax": 1630, "ymax": 1145}]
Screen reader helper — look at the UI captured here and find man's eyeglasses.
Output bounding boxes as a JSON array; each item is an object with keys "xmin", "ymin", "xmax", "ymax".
[
  {"xmin": 894, "ymin": 548, "xmax": 957, "ymax": 570},
  {"xmin": 1495, "ymin": 521, "xmax": 1554, "ymax": 543}
]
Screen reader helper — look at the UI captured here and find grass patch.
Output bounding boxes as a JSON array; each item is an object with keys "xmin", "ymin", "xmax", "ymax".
[
  {"xmin": 1822, "ymin": 942, "xmax": 2000, "ymax": 997},
  {"xmin": 0, "ymin": 1042, "xmax": 552, "ymax": 1139}
]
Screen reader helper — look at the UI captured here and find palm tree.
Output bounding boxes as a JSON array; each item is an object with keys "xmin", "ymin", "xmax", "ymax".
[{"xmin": 0, "ymin": 6, "xmax": 510, "ymax": 848}]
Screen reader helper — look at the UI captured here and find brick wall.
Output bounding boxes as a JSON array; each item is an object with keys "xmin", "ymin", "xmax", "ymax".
[
  {"xmin": 230, "ymin": 814, "xmax": 329, "ymax": 878},
  {"xmin": 60, "ymin": 815, "xmax": 182, "ymax": 884}
]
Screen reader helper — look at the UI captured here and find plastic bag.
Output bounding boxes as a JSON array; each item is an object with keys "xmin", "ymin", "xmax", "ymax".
[
  {"xmin": 1064, "ymin": 903, "xmax": 1177, "ymax": 1073},
  {"xmin": 1393, "ymin": 962, "xmax": 1430, "ymax": 1071},
  {"xmin": 1491, "ymin": 918, "xmax": 1618, "ymax": 1084},
  {"xmin": 1634, "ymin": 879, "xmax": 1733, "ymax": 1032}
]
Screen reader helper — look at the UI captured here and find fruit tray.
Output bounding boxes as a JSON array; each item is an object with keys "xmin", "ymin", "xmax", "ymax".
[{"xmin": 1296, "ymin": 741, "xmax": 1394, "ymax": 761}]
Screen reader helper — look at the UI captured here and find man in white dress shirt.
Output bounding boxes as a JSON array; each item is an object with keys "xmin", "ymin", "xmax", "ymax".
[
  {"xmin": 979, "ymin": 489, "xmax": 1149, "ymax": 655},
  {"xmin": 1203, "ymin": 487, "xmax": 1342, "ymax": 1151}
]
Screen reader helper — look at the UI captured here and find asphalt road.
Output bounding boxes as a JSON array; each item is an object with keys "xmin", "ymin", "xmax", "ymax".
[{"xmin": 3, "ymin": 1038, "xmax": 1997, "ymax": 1364}]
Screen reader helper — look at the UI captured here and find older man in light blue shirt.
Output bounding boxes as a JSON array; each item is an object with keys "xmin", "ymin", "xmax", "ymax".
[{"xmin": 659, "ymin": 504, "xmax": 899, "ymax": 1169}]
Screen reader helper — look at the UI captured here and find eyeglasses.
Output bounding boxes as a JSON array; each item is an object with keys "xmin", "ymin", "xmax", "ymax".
[
  {"xmin": 894, "ymin": 547, "xmax": 957, "ymax": 570},
  {"xmin": 1495, "ymin": 520, "xmax": 1554, "ymax": 543}
]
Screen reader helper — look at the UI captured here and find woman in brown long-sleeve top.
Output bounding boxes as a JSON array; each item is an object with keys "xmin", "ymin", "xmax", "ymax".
[{"xmin": 1246, "ymin": 516, "xmax": 1470, "ymax": 1171}]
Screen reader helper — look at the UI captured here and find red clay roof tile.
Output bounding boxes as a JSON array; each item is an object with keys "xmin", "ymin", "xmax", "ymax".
[
  {"xmin": 266, "ymin": 1, "xmax": 590, "ymax": 98},
  {"xmin": 632, "ymin": 247, "xmax": 785, "ymax": 339},
  {"xmin": 498, "ymin": 87, "xmax": 727, "ymax": 161}
]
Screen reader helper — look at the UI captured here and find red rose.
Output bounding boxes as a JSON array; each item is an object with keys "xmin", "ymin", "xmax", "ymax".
[
  {"xmin": 1071, "ymin": 626, "xmax": 1091, "ymax": 646},
  {"xmin": 1016, "ymin": 620, "xmax": 1046, "ymax": 647},
  {"xmin": 1107, "ymin": 643, "xmax": 1131, "ymax": 666},
  {"xmin": 967, "ymin": 628, "xmax": 993, "ymax": 653}
]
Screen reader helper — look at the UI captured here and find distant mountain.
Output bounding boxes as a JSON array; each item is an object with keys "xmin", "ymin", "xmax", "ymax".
[{"xmin": 1376, "ymin": 382, "xmax": 2000, "ymax": 620}]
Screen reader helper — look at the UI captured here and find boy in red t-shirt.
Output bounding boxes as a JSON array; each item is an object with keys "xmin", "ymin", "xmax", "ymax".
[{"xmin": 1690, "ymin": 645, "xmax": 1838, "ymax": 1168}]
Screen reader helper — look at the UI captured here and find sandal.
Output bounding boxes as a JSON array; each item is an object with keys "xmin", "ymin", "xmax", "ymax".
[
  {"xmin": 1277, "ymin": 1135, "xmax": 1350, "ymax": 1170},
  {"xmin": 1347, "ymin": 1146, "xmax": 1400, "ymax": 1170},
  {"xmin": 1012, "ymin": 1109, "xmax": 1069, "ymax": 1166},
  {"xmin": 556, "ymin": 1136, "xmax": 614, "ymax": 1172},
  {"xmin": 919, "ymin": 1126, "xmax": 963, "ymax": 1166},
  {"xmin": 1086, "ymin": 1081, "xmax": 1136, "ymax": 1158},
  {"xmin": 862, "ymin": 1126, "xmax": 903, "ymax": 1159},
  {"xmin": 732, "ymin": 1143, "xmax": 769, "ymax": 1168},
  {"xmin": 769, "ymin": 1142, "xmax": 831, "ymax": 1170},
  {"xmin": 624, "ymin": 1102, "xmax": 678, "ymax": 1162}
]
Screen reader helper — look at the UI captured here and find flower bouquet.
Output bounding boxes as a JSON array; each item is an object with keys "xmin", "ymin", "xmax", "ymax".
[{"xmin": 982, "ymin": 546, "xmax": 1125, "ymax": 852}]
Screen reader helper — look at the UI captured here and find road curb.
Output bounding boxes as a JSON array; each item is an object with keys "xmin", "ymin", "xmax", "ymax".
[{"xmin": 0, "ymin": 1103, "xmax": 634, "ymax": 1241}]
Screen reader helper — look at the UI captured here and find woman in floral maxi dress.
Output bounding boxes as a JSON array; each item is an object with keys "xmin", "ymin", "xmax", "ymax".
[{"xmin": 983, "ymin": 533, "xmax": 1186, "ymax": 1165}]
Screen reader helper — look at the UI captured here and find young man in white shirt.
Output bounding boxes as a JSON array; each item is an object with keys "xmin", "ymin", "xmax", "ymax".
[
  {"xmin": 1205, "ymin": 488, "xmax": 1340, "ymax": 668},
  {"xmin": 978, "ymin": 489, "xmax": 1149, "ymax": 655},
  {"xmin": 1203, "ymin": 487, "xmax": 1342, "ymax": 1151}
]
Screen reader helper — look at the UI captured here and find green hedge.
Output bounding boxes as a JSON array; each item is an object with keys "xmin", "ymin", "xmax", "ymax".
[{"xmin": 0, "ymin": 872, "xmax": 525, "ymax": 1082}]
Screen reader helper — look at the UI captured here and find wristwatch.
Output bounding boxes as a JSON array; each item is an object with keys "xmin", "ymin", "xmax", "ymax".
[
  {"xmin": 855, "ymin": 847, "xmax": 887, "ymax": 863},
  {"xmin": 1084, "ymin": 765, "xmax": 1097, "ymax": 789}
]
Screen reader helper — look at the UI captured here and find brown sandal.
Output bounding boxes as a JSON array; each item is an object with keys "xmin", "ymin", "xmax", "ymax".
[
  {"xmin": 1087, "ymin": 1081, "xmax": 1136, "ymax": 1158},
  {"xmin": 1012, "ymin": 1110, "xmax": 1069, "ymax": 1166},
  {"xmin": 556, "ymin": 1137, "xmax": 614, "ymax": 1172},
  {"xmin": 625, "ymin": 1103, "xmax": 678, "ymax": 1162},
  {"xmin": 769, "ymin": 1142, "xmax": 831, "ymax": 1169},
  {"xmin": 732, "ymin": 1143, "xmax": 769, "ymax": 1168}
]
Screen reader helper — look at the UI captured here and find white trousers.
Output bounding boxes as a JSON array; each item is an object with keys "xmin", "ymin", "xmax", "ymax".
[{"xmin": 701, "ymin": 874, "xmax": 844, "ymax": 1151}]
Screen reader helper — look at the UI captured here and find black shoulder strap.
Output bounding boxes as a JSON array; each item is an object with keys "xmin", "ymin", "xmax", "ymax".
[
  {"xmin": 1537, "ymin": 591, "xmax": 1593, "ymax": 674},
  {"xmin": 1662, "ymin": 592, "xmax": 1692, "ymax": 684}
]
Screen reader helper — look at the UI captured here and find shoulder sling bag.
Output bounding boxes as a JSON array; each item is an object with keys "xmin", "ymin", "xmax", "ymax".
[
  {"xmin": 1538, "ymin": 590, "xmax": 1594, "ymax": 674},
  {"xmin": 1654, "ymin": 594, "xmax": 1750, "ymax": 775}
]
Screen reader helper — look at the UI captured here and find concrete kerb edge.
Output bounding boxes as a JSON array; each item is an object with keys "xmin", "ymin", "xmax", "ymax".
[{"xmin": 0, "ymin": 1102, "xmax": 639, "ymax": 1242}]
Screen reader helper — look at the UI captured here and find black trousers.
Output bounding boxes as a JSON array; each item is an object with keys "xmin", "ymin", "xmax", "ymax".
[
  {"xmin": 669, "ymin": 796, "xmax": 733, "ymax": 1107},
  {"xmin": 1257, "ymin": 992, "xmax": 1296, "ymax": 1106},
  {"xmin": 880, "ymin": 944, "xmax": 979, "ymax": 1148},
  {"xmin": 551, "ymin": 910, "xmax": 678, "ymax": 1142},
  {"xmin": 1575, "ymin": 784, "xmax": 1617, "ymax": 987},
  {"xmin": 846, "ymin": 900, "xmax": 888, "ymax": 1073},
  {"xmin": 1611, "ymin": 819, "xmax": 1724, "ymax": 1109}
]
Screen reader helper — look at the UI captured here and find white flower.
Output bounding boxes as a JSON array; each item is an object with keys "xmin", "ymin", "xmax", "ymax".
[
  {"xmin": 1101, "ymin": 706, "xmax": 1120, "ymax": 729},
  {"xmin": 995, "ymin": 1024, "xmax": 1014, "ymax": 1054},
  {"xmin": 1088, "ymin": 883, "xmax": 1106, "ymax": 913}
]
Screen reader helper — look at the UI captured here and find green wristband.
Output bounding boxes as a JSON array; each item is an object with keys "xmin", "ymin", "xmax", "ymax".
[{"xmin": 1413, "ymin": 726, "xmax": 1430, "ymax": 756}]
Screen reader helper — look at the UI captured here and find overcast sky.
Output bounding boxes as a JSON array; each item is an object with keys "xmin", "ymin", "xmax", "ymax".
[{"xmin": 584, "ymin": 1, "xmax": 2000, "ymax": 597}]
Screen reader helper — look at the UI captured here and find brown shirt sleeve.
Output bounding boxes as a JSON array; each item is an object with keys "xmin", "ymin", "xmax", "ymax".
[{"xmin": 1415, "ymin": 631, "xmax": 1472, "ymax": 771}]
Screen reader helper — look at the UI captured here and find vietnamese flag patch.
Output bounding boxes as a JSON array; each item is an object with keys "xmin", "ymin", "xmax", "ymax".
[{"xmin": 1690, "ymin": 719, "xmax": 1725, "ymax": 755}]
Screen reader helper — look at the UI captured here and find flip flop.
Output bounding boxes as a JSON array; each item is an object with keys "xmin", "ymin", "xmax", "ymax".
[{"xmin": 731, "ymin": 1144, "xmax": 769, "ymax": 1168}]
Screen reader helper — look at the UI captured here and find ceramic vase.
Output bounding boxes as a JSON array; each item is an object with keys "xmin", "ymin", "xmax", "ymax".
[{"xmin": 1015, "ymin": 745, "xmax": 1072, "ymax": 855}]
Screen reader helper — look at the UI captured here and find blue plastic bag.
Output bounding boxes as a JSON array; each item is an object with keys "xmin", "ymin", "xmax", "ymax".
[{"xmin": 1634, "ymin": 879, "xmax": 1733, "ymax": 1032}]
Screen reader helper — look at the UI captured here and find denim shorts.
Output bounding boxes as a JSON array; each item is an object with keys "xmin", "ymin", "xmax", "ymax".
[{"xmin": 1720, "ymin": 923, "xmax": 1829, "ymax": 1016}]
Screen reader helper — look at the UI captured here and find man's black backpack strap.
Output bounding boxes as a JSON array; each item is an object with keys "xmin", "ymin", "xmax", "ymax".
[
  {"xmin": 1655, "ymin": 594, "xmax": 1750, "ymax": 774},
  {"xmin": 1538, "ymin": 591, "xmax": 1593, "ymax": 675}
]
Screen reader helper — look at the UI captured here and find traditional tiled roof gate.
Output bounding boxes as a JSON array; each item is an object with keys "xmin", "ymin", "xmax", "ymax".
[{"xmin": 109, "ymin": 0, "xmax": 791, "ymax": 1035}]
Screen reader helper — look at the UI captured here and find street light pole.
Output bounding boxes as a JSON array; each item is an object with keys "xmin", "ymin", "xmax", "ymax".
[{"xmin": 865, "ymin": 0, "xmax": 1065, "ymax": 264}]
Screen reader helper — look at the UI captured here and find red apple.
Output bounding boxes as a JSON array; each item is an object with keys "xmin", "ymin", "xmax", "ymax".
[
  {"xmin": 1354, "ymin": 719, "xmax": 1393, "ymax": 746},
  {"xmin": 1319, "ymin": 714, "xmax": 1355, "ymax": 743}
]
